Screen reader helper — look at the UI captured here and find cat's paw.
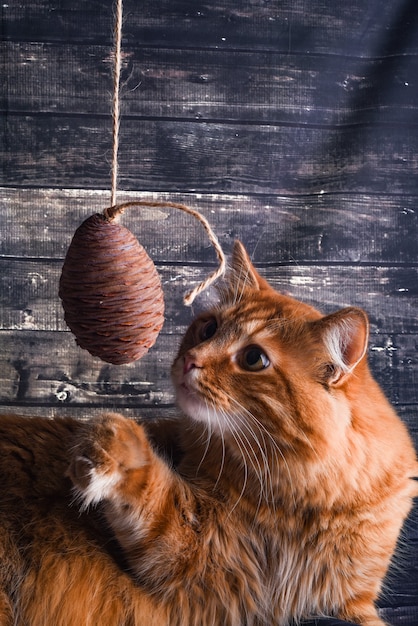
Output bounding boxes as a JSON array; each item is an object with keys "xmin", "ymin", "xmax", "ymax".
[{"xmin": 67, "ymin": 413, "xmax": 149, "ymax": 510}]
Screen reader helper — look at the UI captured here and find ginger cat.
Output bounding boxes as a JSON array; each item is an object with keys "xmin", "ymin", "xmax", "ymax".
[{"xmin": 0, "ymin": 241, "xmax": 417, "ymax": 626}]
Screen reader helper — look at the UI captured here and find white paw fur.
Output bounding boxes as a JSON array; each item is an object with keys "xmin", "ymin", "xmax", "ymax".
[{"xmin": 72, "ymin": 455, "xmax": 122, "ymax": 511}]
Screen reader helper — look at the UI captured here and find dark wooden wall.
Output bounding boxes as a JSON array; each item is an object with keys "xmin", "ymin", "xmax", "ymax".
[{"xmin": 1, "ymin": 1, "xmax": 418, "ymax": 622}]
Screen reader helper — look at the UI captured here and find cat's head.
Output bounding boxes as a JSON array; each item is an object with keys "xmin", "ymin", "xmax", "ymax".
[{"xmin": 171, "ymin": 241, "xmax": 369, "ymax": 459}]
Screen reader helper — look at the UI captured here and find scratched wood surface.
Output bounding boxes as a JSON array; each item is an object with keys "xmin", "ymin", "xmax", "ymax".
[{"xmin": 1, "ymin": 1, "xmax": 418, "ymax": 623}]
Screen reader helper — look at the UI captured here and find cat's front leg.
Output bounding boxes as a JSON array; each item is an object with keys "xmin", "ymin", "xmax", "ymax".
[
  {"xmin": 68, "ymin": 412, "xmax": 151, "ymax": 511},
  {"xmin": 67, "ymin": 412, "xmax": 195, "ymax": 585}
]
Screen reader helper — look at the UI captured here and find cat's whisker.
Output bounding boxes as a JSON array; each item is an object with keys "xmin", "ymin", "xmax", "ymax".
[
  {"xmin": 224, "ymin": 393, "xmax": 297, "ymax": 508},
  {"xmin": 195, "ymin": 411, "xmax": 213, "ymax": 478},
  {"xmin": 195, "ymin": 393, "xmax": 252, "ymax": 510},
  {"xmin": 219, "ymin": 405, "xmax": 272, "ymax": 517},
  {"xmin": 229, "ymin": 409, "xmax": 274, "ymax": 507},
  {"xmin": 230, "ymin": 416, "xmax": 269, "ymax": 495},
  {"xmin": 230, "ymin": 262, "xmax": 257, "ymax": 307},
  {"xmin": 211, "ymin": 401, "xmax": 227, "ymax": 492},
  {"xmin": 200, "ymin": 391, "xmax": 227, "ymax": 489},
  {"xmin": 233, "ymin": 413, "xmax": 275, "ymax": 517},
  {"xmin": 218, "ymin": 396, "xmax": 276, "ymax": 507},
  {"xmin": 219, "ymin": 410, "xmax": 251, "ymax": 517}
]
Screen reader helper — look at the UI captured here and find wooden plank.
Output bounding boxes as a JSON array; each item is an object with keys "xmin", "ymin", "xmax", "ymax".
[
  {"xmin": 3, "ymin": 116, "xmax": 418, "ymax": 194},
  {"xmin": 0, "ymin": 402, "xmax": 415, "ymax": 439},
  {"xmin": 2, "ymin": 42, "xmax": 418, "ymax": 126},
  {"xmin": 0, "ymin": 42, "xmax": 113, "ymax": 116},
  {"xmin": 2, "ymin": 0, "xmax": 418, "ymax": 57},
  {"xmin": 0, "ymin": 330, "xmax": 177, "ymax": 408},
  {"xmin": 1, "ymin": 258, "xmax": 417, "ymax": 333},
  {"xmin": 0, "ymin": 404, "xmax": 179, "ymax": 421},
  {"xmin": 2, "ymin": 188, "xmax": 418, "ymax": 265},
  {"xmin": 1, "ymin": 0, "xmax": 113, "ymax": 45},
  {"xmin": 396, "ymin": 406, "xmax": 418, "ymax": 443},
  {"xmin": 0, "ymin": 329, "xmax": 417, "ymax": 408},
  {"xmin": 370, "ymin": 336, "xmax": 418, "ymax": 405}
]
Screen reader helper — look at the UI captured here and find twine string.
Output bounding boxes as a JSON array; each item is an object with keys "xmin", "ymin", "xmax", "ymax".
[
  {"xmin": 111, "ymin": 0, "xmax": 123, "ymax": 207},
  {"xmin": 104, "ymin": 201, "xmax": 226, "ymax": 306},
  {"xmin": 107, "ymin": 0, "xmax": 226, "ymax": 305}
]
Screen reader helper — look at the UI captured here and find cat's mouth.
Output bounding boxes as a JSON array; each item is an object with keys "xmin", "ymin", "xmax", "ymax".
[
  {"xmin": 172, "ymin": 360, "xmax": 217, "ymax": 424},
  {"xmin": 177, "ymin": 375, "xmax": 200, "ymax": 403},
  {"xmin": 179, "ymin": 382, "xmax": 192, "ymax": 397},
  {"xmin": 176, "ymin": 380, "xmax": 206, "ymax": 420}
]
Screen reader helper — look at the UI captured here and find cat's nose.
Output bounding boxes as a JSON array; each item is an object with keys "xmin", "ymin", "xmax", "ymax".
[{"xmin": 183, "ymin": 353, "xmax": 200, "ymax": 374}]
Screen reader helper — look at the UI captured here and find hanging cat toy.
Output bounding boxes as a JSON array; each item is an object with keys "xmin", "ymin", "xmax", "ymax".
[{"xmin": 59, "ymin": 0, "xmax": 226, "ymax": 365}]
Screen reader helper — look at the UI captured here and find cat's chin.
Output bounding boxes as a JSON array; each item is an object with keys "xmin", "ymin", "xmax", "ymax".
[{"xmin": 175, "ymin": 384, "xmax": 223, "ymax": 431}]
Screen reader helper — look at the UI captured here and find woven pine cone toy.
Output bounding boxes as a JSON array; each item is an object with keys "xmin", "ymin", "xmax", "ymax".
[
  {"xmin": 59, "ymin": 201, "xmax": 225, "ymax": 365},
  {"xmin": 59, "ymin": 213, "xmax": 164, "ymax": 365}
]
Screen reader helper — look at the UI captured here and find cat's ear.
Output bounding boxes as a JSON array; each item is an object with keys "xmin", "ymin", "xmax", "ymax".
[
  {"xmin": 314, "ymin": 307, "xmax": 369, "ymax": 387},
  {"xmin": 218, "ymin": 241, "xmax": 270, "ymax": 301}
]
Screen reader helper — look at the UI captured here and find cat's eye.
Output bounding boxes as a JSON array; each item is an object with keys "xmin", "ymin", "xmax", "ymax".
[
  {"xmin": 240, "ymin": 346, "xmax": 270, "ymax": 371},
  {"xmin": 199, "ymin": 318, "xmax": 218, "ymax": 342}
]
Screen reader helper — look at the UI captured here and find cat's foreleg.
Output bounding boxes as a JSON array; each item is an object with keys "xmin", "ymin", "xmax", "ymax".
[
  {"xmin": 67, "ymin": 413, "xmax": 197, "ymax": 579},
  {"xmin": 68, "ymin": 412, "xmax": 153, "ymax": 512}
]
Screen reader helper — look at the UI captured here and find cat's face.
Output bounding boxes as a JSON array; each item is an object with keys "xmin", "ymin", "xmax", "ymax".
[{"xmin": 171, "ymin": 241, "xmax": 369, "ymax": 459}]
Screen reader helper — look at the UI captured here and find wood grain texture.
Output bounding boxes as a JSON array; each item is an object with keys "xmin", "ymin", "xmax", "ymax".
[
  {"xmin": 3, "ymin": 116, "xmax": 418, "ymax": 195},
  {"xmin": 3, "ymin": 0, "xmax": 418, "ymax": 57},
  {"xmin": 2, "ymin": 42, "xmax": 418, "ymax": 126},
  {"xmin": 1, "ymin": 188, "xmax": 418, "ymax": 264},
  {"xmin": 1, "ymin": 1, "xmax": 418, "ymax": 621}
]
